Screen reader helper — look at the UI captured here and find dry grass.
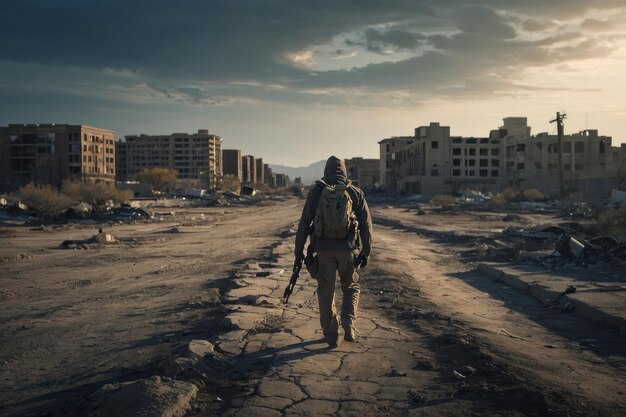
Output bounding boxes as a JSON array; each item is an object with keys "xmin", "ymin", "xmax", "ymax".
[
  {"xmin": 431, "ymin": 194, "xmax": 457, "ymax": 207},
  {"xmin": 522, "ymin": 188, "xmax": 545, "ymax": 202}
]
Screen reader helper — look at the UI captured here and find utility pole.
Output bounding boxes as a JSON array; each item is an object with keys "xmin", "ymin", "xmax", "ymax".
[{"xmin": 550, "ymin": 112, "xmax": 566, "ymax": 198}]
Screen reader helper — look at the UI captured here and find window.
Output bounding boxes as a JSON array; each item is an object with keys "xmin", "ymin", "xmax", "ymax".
[
  {"xmin": 431, "ymin": 141, "xmax": 439, "ymax": 149},
  {"xmin": 468, "ymin": 159, "xmax": 476, "ymax": 167},
  {"xmin": 469, "ymin": 149, "xmax": 476, "ymax": 156},
  {"xmin": 466, "ymin": 138, "xmax": 477, "ymax": 144},
  {"xmin": 479, "ymin": 169, "xmax": 488, "ymax": 177},
  {"xmin": 564, "ymin": 164, "xmax": 571, "ymax": 171},
  {"xmin": 491, "ymin": 148, "xmax": 499, "ymax": 156},
  {"xmin": 452, "ymin": 148, "xmax": 461, "ymax": 156},
  {"xmin": 575, "ymin": 164, "xmax": 584, "ymax": 171},
  {"xmin": 453, "ymin": 169, "xmax": 461, "ymax": 176},
  {"xmin": 534, "ymin": 162, "xmax": 542, "ymax": 169},
  {"xmin": 516, "ymin": 144, "xmax": 526, "ymax": 152},
  {"xmin": 430, "ymin": 169, "xmax": 439, "ymax": 176},
  {"xmin": 452, "ymin": 138, "xmax": 462, "ymax": 144},
  {"xmin": 536, "ymin": 142, "xmax": 543, "ymax": 150},
  {"xmin": 467, "ymin": 170, "xmax": 475, "ymax": 177},
  {"xmin": 599, "ymin": 140, "xmax": 606, "ymax": 154},
  {"xmin": 480, "ymin": 138, "xmax": 489, "ymax": 144},
  {"xmin": 491, "ymin": 159, "xmax": 499, "ymax": 167},
  {"xmin": 517, "ymin": 163, "xmax": 525, "ymax": 170},
  {"xmin": 479, "ymin": 149, "xmax": 488, "ymax": 156},
  {"xmin": 574, "ymin": 142, "xmax": 584, "ymax": 154},
  {"xmin": 479, "ymin": 159, "xmax": 488, "ymax": 167},
  {"xmin": 563, "ymin": 142, "xmax": 571, "ymax": 153},
  {"xmin": 491, "ymin": 170, "xmax": 499, "ymax": 177},
  {"xmin": 453, "ymin": 159, "xmax": 461, "ymax": 166}
]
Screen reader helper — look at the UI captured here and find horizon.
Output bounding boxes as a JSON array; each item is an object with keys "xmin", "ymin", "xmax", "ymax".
[{"xmin": 1, "ymin": 1, "xmax": 625, "ymax": 166}]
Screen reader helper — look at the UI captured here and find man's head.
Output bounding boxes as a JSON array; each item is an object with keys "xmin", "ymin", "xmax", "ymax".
[{"xmin": 323, "ymin": 155, "xmax": 348, "ymax": 184}]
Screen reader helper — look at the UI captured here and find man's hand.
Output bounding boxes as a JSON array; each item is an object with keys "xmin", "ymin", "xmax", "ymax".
[{"xmin": 354, "ymin": 254, "xmax": 368, "ymax": 269}]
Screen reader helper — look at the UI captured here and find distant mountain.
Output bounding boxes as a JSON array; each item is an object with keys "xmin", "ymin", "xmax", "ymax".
[{"xmin": 270, "ymin": 160, "xmax": 326, "ymax": 185}]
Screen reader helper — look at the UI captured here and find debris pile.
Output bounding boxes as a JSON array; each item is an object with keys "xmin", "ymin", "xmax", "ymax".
[{"xmin": 465, "ymin": 220, "xmax": 626, "ymax": 269}]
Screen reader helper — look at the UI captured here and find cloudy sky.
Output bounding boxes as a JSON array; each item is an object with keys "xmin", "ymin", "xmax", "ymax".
[{"xmin": 1, "ymin": 1, "xmax": 625, "ymax": 166}]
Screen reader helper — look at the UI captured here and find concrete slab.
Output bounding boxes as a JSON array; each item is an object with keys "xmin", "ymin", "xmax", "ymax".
[{"xmin": 478, "ymin": 262, "xmax": 626, "ymax": 334}]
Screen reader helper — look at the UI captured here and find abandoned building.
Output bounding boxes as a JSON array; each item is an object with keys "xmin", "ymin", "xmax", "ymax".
[
  {"xmin": 379, "ymin": 118, "xmax": 622, "ymax": 198},
  {"xmin": 0, "ymin": 123, "xmax": 116, "ymax": 191},
  {"xmin": 116, "ymin": 130, "xmax": 222, "ymax": 189},
  {"xmin": 242, "ymin": 155, "xmax": 257, "ymax": 185},
  {"xmin": 222, "ymin": 149, "xmax": 243, "ymax": 181},
  {"xmin": 345, "ymin": 157, "xmax": 380, "ymax": 191}
]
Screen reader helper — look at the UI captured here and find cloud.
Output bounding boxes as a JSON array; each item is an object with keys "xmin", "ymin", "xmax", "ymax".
[{"xmin": 0, "ymin": 0, "xmax": 624, "ymax": 109}]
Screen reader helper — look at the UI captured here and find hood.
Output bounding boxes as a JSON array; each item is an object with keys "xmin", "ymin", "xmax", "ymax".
[{"xmin": 322, "ymin": 155, "xmax": 348, "ymax": 185}]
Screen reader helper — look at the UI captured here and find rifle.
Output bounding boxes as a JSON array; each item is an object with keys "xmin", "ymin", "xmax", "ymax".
[{"xmin": 282, "ymin": 257, "xmax": 303, "ymax": 304}]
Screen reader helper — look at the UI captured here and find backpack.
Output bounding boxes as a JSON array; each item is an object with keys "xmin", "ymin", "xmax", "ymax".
[{"xmin": 314, "ymin": 181, "xmax": 358, "ymax": 240}]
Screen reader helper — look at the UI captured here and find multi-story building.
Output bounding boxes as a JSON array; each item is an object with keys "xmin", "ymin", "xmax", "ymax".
[
  {"xmin": 116, "ymin": 129, "xmax": 222, "ymax": 189},
  {"xmin": 378, "ymin": 136, "xmax": 414, "ymax": 192},
  {"xmin": 263, "ymin": 164, "xmax": 275, "ymax": 187},
  {"xmin": 345, "ymin": 157, "xmax": 380, "ymax": 192},
  {"xmin": 492, "ymin": 118, "xmax": 616, "ymax": 197},
  {"xmin": 381, "ymin": 118, "xmax": 619, "ymax": 198},
  {"xmin": 222, "ymin": 149, "xmax": 242, "ymax": 181},
  {"xmin": 241, "ymin": 155, "xmax": 256, "ymax": 185},
  {"xmin": 275, "ymin": 173, "xmax": 290, "ymax": 188},
  {"xmin": 0, "ymin": 123, "xmax": 115, "ymax": 190},
  {"xmin": 255, "ymin": 158, "xmax": 265, "ymax": 185}
]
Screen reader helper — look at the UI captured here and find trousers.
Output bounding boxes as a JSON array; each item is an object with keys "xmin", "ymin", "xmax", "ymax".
[{"xmin": 316, "ymin": 250, "xmax": 360, "ymax": 343}]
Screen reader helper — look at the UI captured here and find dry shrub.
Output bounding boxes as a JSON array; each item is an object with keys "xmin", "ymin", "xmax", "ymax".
[
  {"xmin": 492, "ymin": 187, "xmax": 517, "ymax": 205},
  {"xmin": 135, "ymin": 167, "xmax": 178, "ymax": 191},
  {"xmin": 19, "ymin": 183, "xmax": 74, "ymax": 219},
  {"xmin": 217, "ymin": 175, "xmax": 241, "ymax": 193},
  {"xmin": 431, "ymin": 194, "xmax": 456, "ymax": 207},
  {"xmin": 522, "ymin": 188, "xmax": 545, "ymax": 202},
  {"xmin": 62, "ymin": 180, "xmax": 132, "ymax": 212},
  {"xmin": 597, "ymin": 207, "xmax": 626, "ymax": 237}
]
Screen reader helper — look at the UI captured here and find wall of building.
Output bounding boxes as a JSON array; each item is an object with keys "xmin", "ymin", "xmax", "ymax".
[
  {"xmin": 345, "ymin": 157, "xmax": 380, "ymax": 191},
  {"xmin": 222, "ymin": 149, "xmax": 242, "ymax": 181},
  {"xmin": 117, "ymin": 130, "xmax": 222, "ymax": 189},
  {"xmin": 0, "ymin": 124, "xmax": 115, "ymax": 190}
]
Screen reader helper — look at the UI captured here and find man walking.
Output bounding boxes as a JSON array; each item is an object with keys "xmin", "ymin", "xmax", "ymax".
[{"xmin": 295, "ymin": 156, "xmax": 373, "ymax": 347}]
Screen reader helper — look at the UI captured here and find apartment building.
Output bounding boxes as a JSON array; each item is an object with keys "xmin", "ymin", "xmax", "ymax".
[
  {"xmin": 378, "ymin": 136, "xmax": 414, "ymax": 192},
  {"xmin": 345, "ymin": 157, "xmax": 380, "ymax": 192},
  {"xmin": 242, "ymin": 155, "xmax": 256, "ymax": 185},
  {"xmin": 255, "ymin": 158, "xmax": 265, "ymax": 185},
  {"xmin": 116, "ymin": 129, "xmax": 222, "ymax": 189},
  {"xmin": 0, "ymin": 123, "xmax": 115, "ymax": 190},
  {"xmin": 222, "ymin": 149, "xmax": 243, "ymax": 181},
  {"xmin": 381, "ymin": 118, "xmax": 619, "ymax": 198},
  {"xmin": 492, "ymin": 118, "xmax": 617, "ymax": 197},
  {"xmin": 275, "ymin": 173, "xmax": 290, "ymax": 188}
]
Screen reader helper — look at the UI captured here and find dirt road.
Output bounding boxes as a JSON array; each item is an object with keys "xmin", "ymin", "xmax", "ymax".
[
  {"xmin": 0, "ymin": 201, "xmax": 300, "ymax": 416},
  {"xmin": 1, "ymin": 198, "xmax": 625, "ymax": 416}
]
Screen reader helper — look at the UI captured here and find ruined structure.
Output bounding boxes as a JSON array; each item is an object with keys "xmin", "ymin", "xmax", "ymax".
[
  {"xmin": 116, "ymin": 130, "xmax": 222, "ymax": 190},
  {"xmin": 241, "ymin": 155, "xmax": 256, "ymax": 185},
  {"xmin": 222, "ymin": 149, "xmax": 243, "ymax": 181},
  {"xmin": 0, "ymin": 123, "xmax": 116, "ymax": 190},
  {"xmin": 380, "ymin": 118, "xmax": 620, "ymax": 198},
  {"xmin": 345, "ymin": 157, "xmax": 380, "ymax": 192}
]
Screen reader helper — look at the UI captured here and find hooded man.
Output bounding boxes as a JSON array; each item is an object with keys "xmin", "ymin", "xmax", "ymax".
[{"xmin": 295, "ymin": 156, "xmax": 373, "ymax": 347}]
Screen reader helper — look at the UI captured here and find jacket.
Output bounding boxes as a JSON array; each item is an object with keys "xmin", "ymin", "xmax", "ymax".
[{"xmin": 295, "ymin": 156, "xmax": 373, "ymax": 257}]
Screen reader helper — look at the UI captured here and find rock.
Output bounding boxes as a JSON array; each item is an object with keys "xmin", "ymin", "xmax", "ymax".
[
  {"xmin": 160, "ymin": 357, "xmax": 197, "ymax": 377},
  {"xmin": 409, "ymin": 390, "xmax": 427, "ymax": 404},
  {"xmin": 187, "ymin": 339, "xmax": 214, "ymax": 359},
  {"xmin": 93, "ymin": 376, "xmax": 198, "ymax": 417},
  {"xmin": 385, "ymin": 369, "xmax": 407, "ymax": 377}
]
